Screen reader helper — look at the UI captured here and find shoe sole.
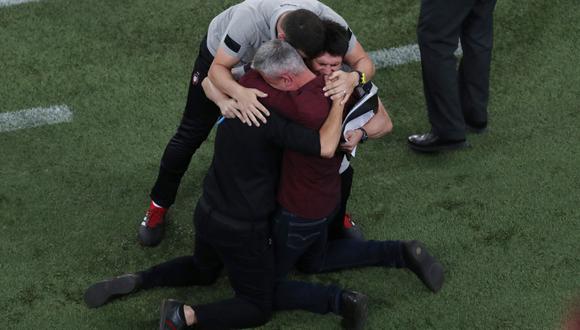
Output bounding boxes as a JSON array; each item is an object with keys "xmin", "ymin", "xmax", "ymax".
[
  {"xmin": 405, "ymin": 241, "xmax": 445, "ymax": 293},
  {"xmin": 341, "ymin": 292, "xmax": 369, "ymax": 330},
  {"xmin": 138, "ymin": 224, "xmax": 165, "ymax": 247},
  {"xmin": 409, "ymin": 141, "xmax": 470, "ymax": 153},
  {"xmin": 408, "ymin": 140, "xmax": 469, "ymax": 153},
  {"xmin": 353, "ymin": 294, "xmax": 369, "ymax": 330},
  {"xmin": 84, "ymin": 275, "xmax": 138, "ymax": 308}
]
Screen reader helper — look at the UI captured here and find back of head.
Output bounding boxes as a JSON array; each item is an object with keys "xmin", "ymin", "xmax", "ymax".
[
  {"xmin": 252, "ymin": 39, "xmax": 308, "ymax": 79},
  {"xmin": 282, "ymin": 9, "xmax": 325, "ymax": 59},
  {"xmin": 321, "ymin": 19, "xmax": 349, "ymax": 58}
]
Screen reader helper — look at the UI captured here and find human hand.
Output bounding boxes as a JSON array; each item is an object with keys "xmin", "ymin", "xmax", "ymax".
[
  {"xmin": 323, "ymin": 70, "xmax": 358, "ymax": 104},
  {"xmin": 217, "ymin": 98, "xmax": 242, "ymax": 120},
  {"xmin": 340, "ymin": 129, "xmax": 363, "ymax": 153},
  {"xmin": 234, "ymin": 87, "xmax": 269, "ymax": 127}
]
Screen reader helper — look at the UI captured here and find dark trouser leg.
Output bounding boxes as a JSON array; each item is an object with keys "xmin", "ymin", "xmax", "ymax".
[
  {"xmin": 328, "ymin": 165, "xmax": 354, "ymax": 240},
  {"xmin": 272, "ymin": 210, "xmax": 343, "ymax": 315},
  {"xmin": 138, "ymin": 255, "xmax": 221, "ymax": 290},
  {"xmin": 274, "ymin": 280, "xmax": 343, "ymax": 315},
  {"xmin": 191, "ymin": 204, "xmax": 274, "ymax": 329},
  {"xmin": 274, "ymin": 209, "xmax": 405, "ymax": 276},
  {"xmin": 272, "ymin": 209, "xmax": 404, "ymax": 315},
  {"xmin": 138, "ymin": 215, "xmax": 223, "ymax": 289},
  {"xmin": 459, "ymin": 0, "xmax": 497, "ymax": 125},
  {"xmin": 150, "ymin": 37, "xmax": 220, "ymax": 208},
  {"xmin": 306, "ymin": 239, "xmax": 405, "ymax": 273},
  {"xmin": 417, "ymin": 0, "xmax": 475, "ymax": 140}
]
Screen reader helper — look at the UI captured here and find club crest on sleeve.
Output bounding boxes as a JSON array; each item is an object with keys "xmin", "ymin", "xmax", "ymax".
[{"xmin": 192, "ymin": 72, "xmax": 201, "ymax": 86}]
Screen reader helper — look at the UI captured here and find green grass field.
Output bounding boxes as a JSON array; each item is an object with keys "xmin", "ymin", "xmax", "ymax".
[{"xmin": 1, "ymin": 0, "xmax": 579, "ymax": 329}]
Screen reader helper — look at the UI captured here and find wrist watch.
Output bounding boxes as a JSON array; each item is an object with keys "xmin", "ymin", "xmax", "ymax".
[
  {"xmin": 356, "ymin": 70, "xmax": 367, "ymax": 86},
  {"xmin": 358, "ymin": 127, "xmax": 368, "ymax": 143}
]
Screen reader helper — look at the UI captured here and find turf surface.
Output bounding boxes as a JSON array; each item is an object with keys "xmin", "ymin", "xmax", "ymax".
[{"xmin": 1, "ymin": 0, "xmax": 579, "ymax": 329}]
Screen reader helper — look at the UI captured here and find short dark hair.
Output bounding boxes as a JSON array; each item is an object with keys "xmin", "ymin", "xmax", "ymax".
[
  {"xmin": 281, "ymin": 9, "xmax": 325, "ymax": 59},
  {"xmin": 320, "ymin": 19, "xmax": 349, "ymax": 58}
]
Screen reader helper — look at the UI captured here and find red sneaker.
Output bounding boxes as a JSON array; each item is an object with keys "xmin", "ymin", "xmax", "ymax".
[
  {"xmin": 341, "ymin": 213, "xmax": 365, "ymax": 240},
  {"xmin": 138, "ymin": 201, "xmax": 167, "ymax": 247},
  {"xmin": 343, "ymin": 213, "xmax": 355, "ymax": 229}
]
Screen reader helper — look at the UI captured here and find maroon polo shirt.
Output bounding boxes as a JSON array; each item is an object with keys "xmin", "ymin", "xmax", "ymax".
[{"xmin": 240, "ymin": 70, "xmax": 342, "ymax": 219}]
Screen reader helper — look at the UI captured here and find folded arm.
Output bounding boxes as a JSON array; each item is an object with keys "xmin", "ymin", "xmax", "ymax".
[{"xmin": 208, "ymin": 47, "xmax": 269, "ymax": 126}]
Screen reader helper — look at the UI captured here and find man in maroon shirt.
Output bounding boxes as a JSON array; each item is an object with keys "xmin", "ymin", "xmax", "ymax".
[
  {"xmin": 242, "ymin": 40, "xmax": 445, "ymax": 328},
  {"xmin": 83, "ymin": 40, "xmax": 368, "ymax": 330}
]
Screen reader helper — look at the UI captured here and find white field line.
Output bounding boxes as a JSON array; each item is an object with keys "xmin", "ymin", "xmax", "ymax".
[
  {"xmin": 0, "ymin": 0, "xmax": 39, "ymax": 7},
  {"xmin": 0, "ymin": 105, "xmax": 73, "ymax": 132},
  {"xmin": 370, "ymin": 43, "xmax": 463, "ymax": 69},
  {"xmin": 0, "ymin": 44, "xmax": 457, "ymax": 133}
]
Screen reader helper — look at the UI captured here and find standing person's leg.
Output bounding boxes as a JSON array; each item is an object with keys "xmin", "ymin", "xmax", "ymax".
[
  {"xmin": 140, "ymin": 36, "xmax": 221, "ymax": 246},
  {"xmin": 408, "ymin": 0, "xmax": 475, "ymax": 151},
  {"xmin": 328, "ymin": 165, "xmax": 364, "ymax": 241},
  {"xmin": 459, "ymin": 0, "xmax": 498, "ymax": 131}
]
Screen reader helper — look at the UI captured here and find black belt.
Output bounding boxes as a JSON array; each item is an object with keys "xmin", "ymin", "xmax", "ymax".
[{"xmin": 198, "ymin": 196, "xmax": 268, "ymax": 232}]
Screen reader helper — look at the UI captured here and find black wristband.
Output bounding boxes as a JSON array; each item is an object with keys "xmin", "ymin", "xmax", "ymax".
[{"xmin": 358, "ymin": 127, "xmax": 368, "ymax": 143}]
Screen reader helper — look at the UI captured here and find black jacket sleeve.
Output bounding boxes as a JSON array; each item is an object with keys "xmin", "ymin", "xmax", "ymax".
[{"xmin": 264, "ymin": 111, "xmax": 320, "ymax": 156}]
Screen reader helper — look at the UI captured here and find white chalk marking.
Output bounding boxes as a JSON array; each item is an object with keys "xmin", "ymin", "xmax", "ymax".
[
  {"xmin": 0, "ymin": 0, "xmax": 39, "ymax": 7},
  {"xmin": 0, "ymin": 105, "xmax": 73, "ymax": 132},
  {"xmin": 370, "ymin": 43, "xmax": 463, "ymax": 69},
  {"xmin": 0, "ymin": 44, "xmax": 456, "ymax": 134}
]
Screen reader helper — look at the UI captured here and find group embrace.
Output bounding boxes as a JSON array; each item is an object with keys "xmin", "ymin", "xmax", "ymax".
[{"xmin": 85, "ymin": 0, "xmax": 497, "ymax": 329}]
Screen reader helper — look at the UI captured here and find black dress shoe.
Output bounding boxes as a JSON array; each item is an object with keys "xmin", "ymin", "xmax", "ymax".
[
  {"xmin": 159, "ymin": 299, "xmax": 189, "ymax": 330},
  {"xmin": 340, "ymin": 290, "xmax": 368, "ymax": 330},
  {"xmin": 84, "ymin": 273, "xmax": 142, "ymax": 308},
  {"xmin": 408, "ymin": 132, "xmax": 468, "ymax": 152},
  {"xmin": 402, "ymin": 241, "xmax": 444, "ymax": 293}
]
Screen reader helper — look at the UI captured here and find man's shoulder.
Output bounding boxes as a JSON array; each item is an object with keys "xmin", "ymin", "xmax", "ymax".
[
  {"xmin": 300, "ymin": 75, "xmax": 326, "ymax": 93},
  {"xmin": 294, "ymin": 75, "xmax": 328, "ymax": 106},
  {"xmin": 240, "ymin": 69, "xmax": 271, "ymax": 90}
]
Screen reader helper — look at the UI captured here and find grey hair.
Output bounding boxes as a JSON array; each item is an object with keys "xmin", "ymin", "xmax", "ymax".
[{"xmin": 251, "ymin": 39, "xmax": 307, "ymax": 78}]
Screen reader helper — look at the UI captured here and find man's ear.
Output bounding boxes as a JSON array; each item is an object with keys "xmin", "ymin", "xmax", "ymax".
[
  {"xmin": 280, "ymin": 73, "xmax": 293, "ymax": 88},
  {"xmin": 277, "ymin": 32, "xmax": 286, "ymax": 40}
]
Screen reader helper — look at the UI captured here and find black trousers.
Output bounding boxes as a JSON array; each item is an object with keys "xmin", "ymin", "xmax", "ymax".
[
  {"xmin": 140, "ymin": 199, "xmax": 275, "ymax": 329},
  {"xmin": 418, "ymin": 0, "xmax": 497, "ymax": 140},
  {"xmin": 150, "ymin": 36, "xmax": 220, "ymax": 208},
  {"xmin": 327, "ymin": 165, "xmax": 354, "ymax": 240}
]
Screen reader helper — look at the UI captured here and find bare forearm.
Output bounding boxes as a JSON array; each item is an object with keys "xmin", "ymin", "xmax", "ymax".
[
  {"xmin": 208, "ymin": 63, "xmax": 243, "ymax": 99},
  {"xmin": 202, "ymin": 77, "xmax": 230, "ymax": 105},
  {"xmin": 363, "ymin": 98, "xmax": 392, "ymax": 139},
  {"xmin": 319, "ymin": 102, "xmax": 345, "ymax": 158}
]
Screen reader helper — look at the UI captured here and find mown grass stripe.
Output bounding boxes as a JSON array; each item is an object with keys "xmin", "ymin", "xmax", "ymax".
[
  {"xmin": 0, "ymin": 105, "xmax": 73, "ymax": 132},
  {"xmin": 370, "ymin": 43, "xmax": 463, "ymax": 69}
]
